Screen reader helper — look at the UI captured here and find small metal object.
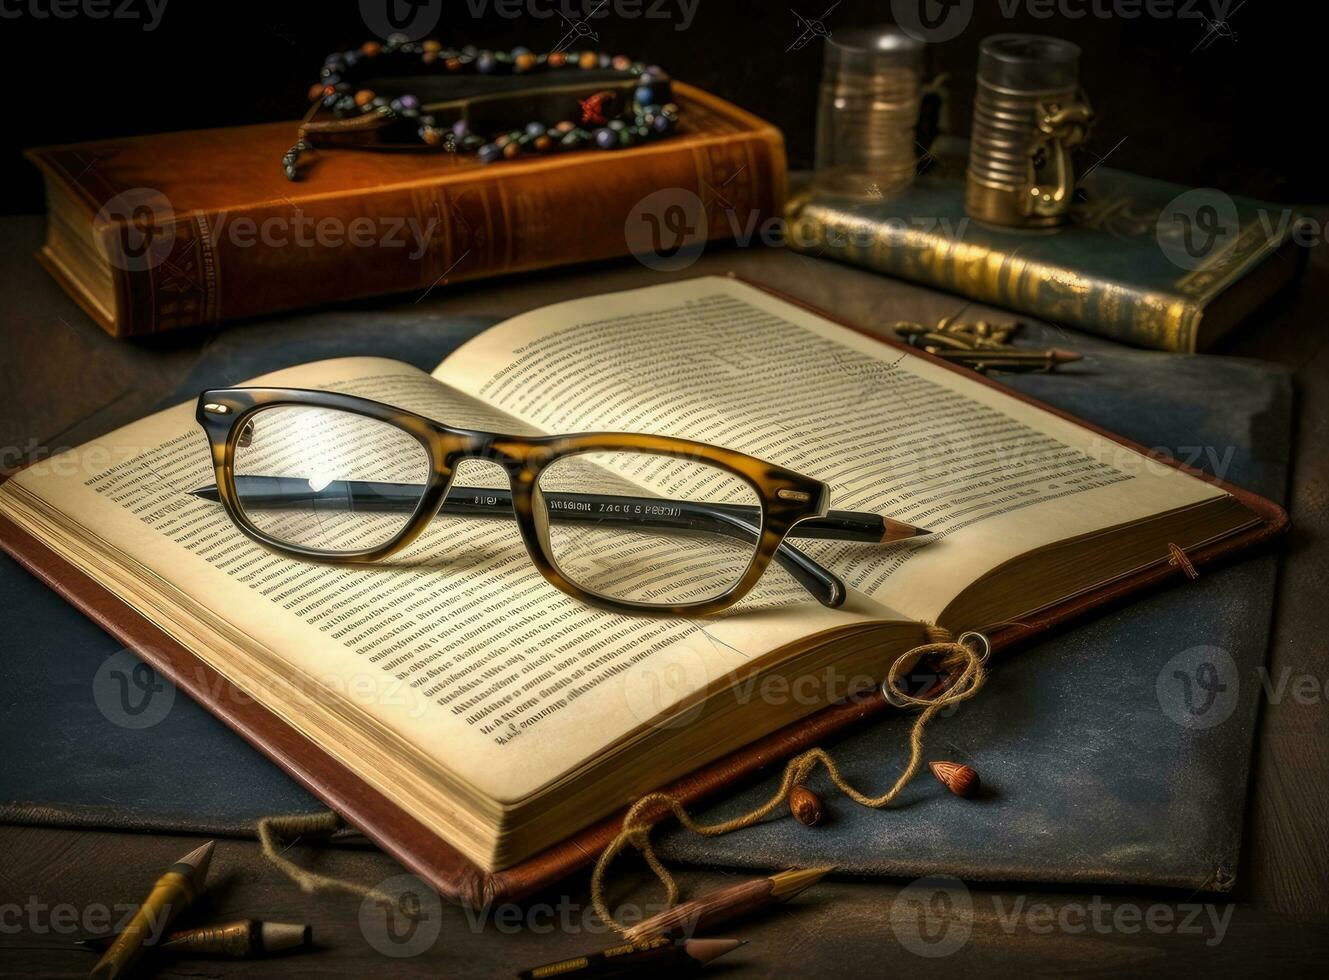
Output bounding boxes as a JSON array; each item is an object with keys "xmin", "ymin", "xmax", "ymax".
[
  {"xmin": 893, "ymin": 315, "xmax": 1081, "ymax": 374},
  {"xmin": 928, "ymin": 348, "xmax": 1082, "ymax": 372},
  {"xmin": 882, "ymin": 629, "xmax": 991, "ymax": 707},
  {"xmin": 966, "ymin": 34, "xmax": 1093, "ymax": 229},
  {"xmin": 202, "ymin": 403, "xmax": 231, "ymax": 414},
  {"xmin": 881, "ymin": 649, "xmax": 949, "ymax": 708},
  {"xmin": 777, "ymin": 488, "xmax": 812, "ymax": 502},
  {"xmin": 882, "ymin": 676, "xmax": 911, "ymax": 708},
  {"xmin": 957, "ymin": 630, "xmax": 992, "ymax": 665}
]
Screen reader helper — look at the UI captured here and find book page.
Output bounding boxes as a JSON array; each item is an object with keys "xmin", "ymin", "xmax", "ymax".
[
  {"xmin": 434, "ymin": 276, "xmax": 1228, "ymax": 623},
  {"xmin": 2, "ymin": 356, "xmax": 886, "ymax": 806}
]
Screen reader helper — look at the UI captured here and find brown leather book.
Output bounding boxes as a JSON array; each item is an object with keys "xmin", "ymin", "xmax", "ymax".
[
  {"xmin": 25, "ymin": 83, "xmax": 786, "ymax": 337},
  {"xmin": 0, "ymin": 278, "xmax": 1287, "ymax": 906}
]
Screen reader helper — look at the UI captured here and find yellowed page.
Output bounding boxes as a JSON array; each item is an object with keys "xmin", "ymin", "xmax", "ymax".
[
  {"xmin": 0, "ymin": 356, "xmax": 885, "ymax": 807},
  {"xmin": 433, "ymin": 276, "xmax": 1228, "ymax": 624}
]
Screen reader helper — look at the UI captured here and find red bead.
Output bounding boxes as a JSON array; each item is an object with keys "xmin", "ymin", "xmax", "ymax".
[
  {"xmin": 547, "ymin": 51, "xmax": 567, "ymax": 67},
  {"xmin": 502, "ymin": 141, "xmax": 522, "ymax": 159},
  {"xmin": 554, "ymin": 120, "xmax": 576, "ymax": 134},
  {"xmin": 789, "ymin": 785, "xmax": 823, "ymax": 826},
  {"xmin": 515, "ymin": 52, "xmax": 537, "ymax": 72},
  {"xmin": 534, "ymin": 134, "xmax": 552, "ymax": 152},
  {"xmin": 422, "ymin": 51, "xmax": 438, "ymax": 64},
  {"xmin": 929, "ymin": 761, "xmax": 981, "ymax": 798},
  {"xmin": 445, "ymin": 57, "xmax": 462, "ymax": 71},
  {"xmin": 421, "ymin": 128, "xmax": 442, "ymax": 146},
  {"xmin": 361, "ymin": 41, "xmax": 382, "ymax": 57},
  {"xmin": 308, "ymin": 83, "xmax": 327, "ymax": 101},
  {"xmin": 580, "ymin": 91, "xmax": 617, "ymax": 126},
  {"xmin": 612, "ymin": 54, "xmax": 631, "ymax": 71},
  {"xmin": 354, "ymin": 89, "xmax": 375, "ymax": 107}
]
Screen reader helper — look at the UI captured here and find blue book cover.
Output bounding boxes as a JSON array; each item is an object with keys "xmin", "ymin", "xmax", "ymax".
[{"xmin": 787, "ymin": 139, "xmax": 1304, "ymax": 352}]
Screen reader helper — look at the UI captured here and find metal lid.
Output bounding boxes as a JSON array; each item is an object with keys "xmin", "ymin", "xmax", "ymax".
[
  {"xmin": 824, "ymin": 26, "xmax": 927, "ymax": 77},
  {"xmin": 978, "ymin": 34, "xmax": 1080, "ymax": 90}
]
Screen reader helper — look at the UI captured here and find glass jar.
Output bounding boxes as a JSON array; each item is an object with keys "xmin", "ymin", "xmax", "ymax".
[{"xmin": 814, "ymin": 26, "xmax": 928, "ymax": 200}]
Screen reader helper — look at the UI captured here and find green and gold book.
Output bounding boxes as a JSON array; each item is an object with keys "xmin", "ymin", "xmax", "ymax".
[{"xmin": 786, "ymin": 141, "xmax": 1305, "ymax": 352}]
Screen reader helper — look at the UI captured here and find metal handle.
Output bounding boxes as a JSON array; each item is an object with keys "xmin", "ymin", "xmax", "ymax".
[{"xmin": 1025, "ymin": 97, "xmax": 1094, "ymax": 219}]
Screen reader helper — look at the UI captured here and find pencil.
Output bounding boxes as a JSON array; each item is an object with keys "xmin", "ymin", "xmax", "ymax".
[
  {"xmin": 89, "ymin": 840, "xmax": 214, "ymax": 980},
  {"xmin": 514, "ymin": 936, "xmax": 743, "ymax": 978},
  {"xmin": 78, "ymin": 920, "xmax": 310, "ymax": 958},
  {"xmin": 624, "ymin": 867, "xmax": 833, "ymax": 942}
]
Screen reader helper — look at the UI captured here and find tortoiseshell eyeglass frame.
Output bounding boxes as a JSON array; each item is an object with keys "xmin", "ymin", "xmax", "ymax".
[{"xmin": 195, "ymin": 387, "xmax": 851, "ymax": 616}]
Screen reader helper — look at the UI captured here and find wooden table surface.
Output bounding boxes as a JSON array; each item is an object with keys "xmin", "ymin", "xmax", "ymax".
[{"xmin": 1, "ymin": 212, "xmax": 1327, "ymax": 977}]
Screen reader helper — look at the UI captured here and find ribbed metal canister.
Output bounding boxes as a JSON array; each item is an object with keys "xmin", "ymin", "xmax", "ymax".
[{"xmin": 966, "ymin": 34, "xmax": 1082, "ymax": 228}]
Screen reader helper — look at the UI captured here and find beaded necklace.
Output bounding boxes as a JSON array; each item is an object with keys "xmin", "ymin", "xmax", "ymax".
[{"xmin": 287, "ymin": 34, "xmax": 679, "ymax": 180}]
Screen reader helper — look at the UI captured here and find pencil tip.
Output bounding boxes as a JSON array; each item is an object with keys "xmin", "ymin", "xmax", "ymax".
[
  {"xmin": 881, "ymin": 518, "xmax": 931, "ymax": 543},
  {"xmin": 177, "ymin": 840, "xmax": 215, "ymax": 883},
  {"xmin": 769, "ymin": 865, "xmax": 835, "ymax": 900},
  {"xmin": 686, "ymin": 938, "xmax": 745, "ymax": 964}
]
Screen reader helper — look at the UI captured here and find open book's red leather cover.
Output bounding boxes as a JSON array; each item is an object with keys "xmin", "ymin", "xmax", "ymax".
[{"xmin": 0, "ymin": 282, "xmax": 1289, "ymax": 907}]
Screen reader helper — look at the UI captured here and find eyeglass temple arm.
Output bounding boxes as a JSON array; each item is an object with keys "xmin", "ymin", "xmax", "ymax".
[
  {"xmin": 670, "ymin": 504, "xmax": 845, "ymax": 608},
  {"xmin": 190, "ymin": 479, "xmax": 929, "ymax": 608},
  {"xmin": 194, "ymin": 479, "xmax": 917, "ymax": 541}
]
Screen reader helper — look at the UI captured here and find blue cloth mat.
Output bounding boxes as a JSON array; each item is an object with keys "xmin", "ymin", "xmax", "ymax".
[
  {"xmin": 0, "ymin": 311, "xmax": 1291, "ymax": 893},
  {"xmin": 655, "ymin": 326, "xmax": 1291, "ymax": 891}
]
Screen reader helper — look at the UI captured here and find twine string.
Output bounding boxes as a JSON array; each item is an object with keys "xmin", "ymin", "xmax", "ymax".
[
  {"xmin": 590, "ymin": 626, "xmax": 987, "ymax": 937},
  {"xmin": 258, "ymin": 811, "xmax": 398, "ymax": 908},
  {"xmin": 255, "ymin": 627, "xmax": 989, "ymax": 937}
]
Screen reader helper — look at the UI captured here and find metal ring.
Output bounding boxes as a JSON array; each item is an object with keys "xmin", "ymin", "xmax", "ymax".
[
  {"xmin": 881, "ymin": 676, "xmax": 911, "ymax": 707},
  {"xmin": 881, "ymin": 632, "xmax": 990, "ymax": 707},
  {"xmin": 881, "ymin": 651, "xmax": 923, "ymax": 707},
  {"xmin": 957, "ymin": 631, "xmax": 991, "ymax": 664}
]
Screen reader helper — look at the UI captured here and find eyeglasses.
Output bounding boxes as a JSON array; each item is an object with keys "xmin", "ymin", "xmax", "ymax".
[{"xmin": 192, "ymin": 388, "xmax": 927, "ymax": 615}]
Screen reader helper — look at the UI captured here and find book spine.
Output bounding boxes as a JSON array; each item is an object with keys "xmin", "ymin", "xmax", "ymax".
[
  {"xmin": 108, "ymin": 132, "xmax": 785, "ymax": 337},
  {"xmin": 786, "ymin": 198, "xmax": 1204, "ymax": 352}
]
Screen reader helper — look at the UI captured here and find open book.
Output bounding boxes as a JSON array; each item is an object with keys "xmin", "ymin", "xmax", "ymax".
[{"xmin": 0, "ymin": 277, "xmax": 1273, "ymax": 878}]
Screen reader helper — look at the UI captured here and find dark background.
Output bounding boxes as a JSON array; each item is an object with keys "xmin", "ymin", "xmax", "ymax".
[{"xmin": 0, "ymin": 0, "xmax": 1318, "ymax": 212}]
